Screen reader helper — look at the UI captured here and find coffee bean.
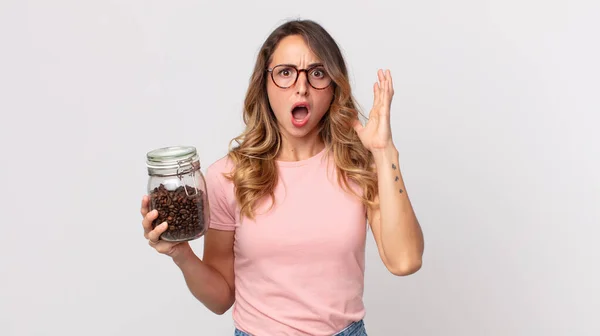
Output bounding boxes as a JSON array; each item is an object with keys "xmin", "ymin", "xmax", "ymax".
[{"xmin": 149, "ymin": 183, "xmax": 206, "ymax": 241}]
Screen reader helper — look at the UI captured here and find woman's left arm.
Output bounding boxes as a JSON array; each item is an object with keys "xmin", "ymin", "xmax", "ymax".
[
  {"xmin": 353, "ymin": 69, "xmax": 424, "ymax": 276},
  {"xmin": 369, "ymin": 145, "xmax": 424, "ymax": 276}
]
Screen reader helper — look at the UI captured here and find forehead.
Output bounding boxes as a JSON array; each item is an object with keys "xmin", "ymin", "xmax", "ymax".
[{"xmin": 270, "ymin": 35, "xmax": 320, "ymax": 65}]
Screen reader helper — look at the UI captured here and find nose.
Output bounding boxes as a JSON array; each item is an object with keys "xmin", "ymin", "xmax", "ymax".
[{"xmin": 295, "ymin": 70, "xmax": 309, "ymax": 96}]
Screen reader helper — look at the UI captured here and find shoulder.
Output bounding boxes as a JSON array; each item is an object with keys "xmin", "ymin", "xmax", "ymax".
[
  {"xmin": 205, "ymin": 153, "xmax": 235, "ymax": 178},
  {"xmin": 204, "ymin": 153, "xmax": 237, "ymax": 198},
  {"xmin": 203, "ymin": 153, "xmax": 239, "ymax": 227}
]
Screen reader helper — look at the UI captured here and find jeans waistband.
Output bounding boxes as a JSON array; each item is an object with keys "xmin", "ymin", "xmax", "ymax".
[
  {"xmin": 334, "ymin": 319, "xmax": 366, "ymax": 336},
  {"xmin": 234, "ymin": 319, "xmax": 366, "ymax": 336}
]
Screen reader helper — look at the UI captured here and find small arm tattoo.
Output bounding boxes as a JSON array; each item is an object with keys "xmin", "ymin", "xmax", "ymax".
[
  {"xmin": 399, "ymin": 189, "xmax": 404, "ymax": 193},
  {"xmin": 392, "ymin": 163, "xmax": 397, "ymax": 170},
  {"xmin": 395, "ymin": 176, "xmax": 399, "ymax": 182}
]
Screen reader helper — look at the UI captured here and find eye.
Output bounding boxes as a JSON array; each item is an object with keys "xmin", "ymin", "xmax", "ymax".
[
  {"xmin": 310, "ymin": 68, "xmax": 326, "ymax": 78},
  {"xmin": 277, "ymin": 67, "xmax": 294, "ymax": 77}
]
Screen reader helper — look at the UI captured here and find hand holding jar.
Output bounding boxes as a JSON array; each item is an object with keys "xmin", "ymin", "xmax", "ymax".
[
  {"xmin": 140, "ymin": 195, "xmax": 191, "ymax": 258},
  {"xmin": 141, "ymin": 146, "xmax": 211, "ymax": 257}
]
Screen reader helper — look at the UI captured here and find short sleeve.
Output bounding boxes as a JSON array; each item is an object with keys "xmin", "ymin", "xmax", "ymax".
[{"xmin": 204, "ymin": 159, "xmax": 237, "ymax": 231}]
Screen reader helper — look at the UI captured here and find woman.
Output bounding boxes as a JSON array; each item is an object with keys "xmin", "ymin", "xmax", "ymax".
[{"xmin": 140, "ymin": 19, "xmax": 424, "ymax": 336}]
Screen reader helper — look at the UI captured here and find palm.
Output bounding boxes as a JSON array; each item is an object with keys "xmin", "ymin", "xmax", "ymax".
[{"xmin": 353, "ymin": 69, "xmax": 395, "ymax": 152}]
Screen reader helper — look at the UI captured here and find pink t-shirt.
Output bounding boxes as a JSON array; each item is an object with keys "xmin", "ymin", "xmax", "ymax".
[{"xmin": 204, "ymin": 147, "xmax": 368, "ymax": 336}]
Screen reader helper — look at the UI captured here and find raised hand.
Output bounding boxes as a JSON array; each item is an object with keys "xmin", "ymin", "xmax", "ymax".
[{"xmin": 353, "ymin": 69, "xmax": 395, "ymax": 153}]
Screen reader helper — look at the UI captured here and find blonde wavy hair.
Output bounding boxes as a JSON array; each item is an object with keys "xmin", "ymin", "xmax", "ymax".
[{"xmin": 225, "ymin": 19, "xmax": 378, "ymax": 220}]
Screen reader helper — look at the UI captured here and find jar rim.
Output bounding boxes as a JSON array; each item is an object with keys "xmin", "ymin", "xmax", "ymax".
[{"xmin": 146, "ymin": 145, "xmax": 200, "ymax": 170}]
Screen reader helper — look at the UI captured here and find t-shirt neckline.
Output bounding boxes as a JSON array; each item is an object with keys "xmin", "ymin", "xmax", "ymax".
[{"xmin": 276, "ymin": 146, "xmax": 328, "ymax": 168}]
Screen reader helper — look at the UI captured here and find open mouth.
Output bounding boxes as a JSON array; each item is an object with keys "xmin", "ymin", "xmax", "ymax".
[
  {"xmin": 292, "ymin": 106, "xmax": 309, "ymax": 120},
  {"xmin": 291, "ymin": 103, "xmax": 310, "ymax": 127}
]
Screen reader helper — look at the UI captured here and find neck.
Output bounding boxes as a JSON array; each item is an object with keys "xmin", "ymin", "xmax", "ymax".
[{"xmin": 277, "ymin": 134, "xmax": 325, "ymax": 162}]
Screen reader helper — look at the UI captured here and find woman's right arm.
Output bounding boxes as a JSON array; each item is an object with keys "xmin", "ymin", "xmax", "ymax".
[
  {"xmin": 172, "ymin": 228, "xmax": 235, "ymax": 315},
  {"xmin": 141, "ymin": 196, "xmax": 235, "ymax": 315}
]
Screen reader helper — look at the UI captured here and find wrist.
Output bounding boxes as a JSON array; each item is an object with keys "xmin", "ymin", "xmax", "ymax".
[
  {"xmin": 371, "ymin": 144, "xmax": 399, "ymax": 166},
  {"xmin": 172, "ymin": 244, "xmax": 196, "ymax": 268}
]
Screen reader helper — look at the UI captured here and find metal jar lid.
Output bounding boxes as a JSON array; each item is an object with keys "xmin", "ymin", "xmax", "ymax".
[{"xmin": 146, "ymin": 146, "xmax": 200, "ymax": 176}]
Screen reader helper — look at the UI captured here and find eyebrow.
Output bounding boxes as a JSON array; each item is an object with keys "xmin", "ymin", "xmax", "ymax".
[{"xmin": 277, "ymin": 62, "xmax": 324, "ymax": 68}]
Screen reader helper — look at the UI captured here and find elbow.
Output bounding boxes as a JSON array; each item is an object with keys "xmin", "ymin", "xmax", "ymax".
[
  {"xmin": 205, "ymin": 293, "xmax": 235, "ymax": 315},
  {"xmin": 210, "ymin": 300, "xmax": 234, "ymax": 315},
  {"xmin": 386, "ymin": 258, "xmax": 422, "ymax": 276},
  {"xmin": 213, "ymin": 307, "xmax": 229, "ymax": 315}
]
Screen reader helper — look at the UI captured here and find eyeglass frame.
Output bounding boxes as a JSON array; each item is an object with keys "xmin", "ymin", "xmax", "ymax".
[{"xmin": 265, "ymin": 63, "xmax": 333, "ymax": 90}]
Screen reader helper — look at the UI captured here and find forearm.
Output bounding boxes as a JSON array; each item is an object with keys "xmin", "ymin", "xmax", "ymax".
[
  {"xmin": 373, "ymin": 145, "xmax": 424, "ymax": 272},
  {"xmin": 172, "ymin": 249, "xmax": 234, "ymax": 315}
]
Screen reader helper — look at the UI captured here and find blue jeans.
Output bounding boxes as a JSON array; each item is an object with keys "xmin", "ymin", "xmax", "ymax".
[{"xmin": 234, "ymin": 319, "xmax": 367, "ymax": 336}]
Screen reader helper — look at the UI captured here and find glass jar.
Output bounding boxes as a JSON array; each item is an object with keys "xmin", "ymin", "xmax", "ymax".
[{"xmin": 145, "ymin": 146, "xmax": 210, "ymax": 242}]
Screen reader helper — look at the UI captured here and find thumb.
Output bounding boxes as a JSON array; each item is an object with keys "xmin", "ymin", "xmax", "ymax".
[{"xmin": 352, "ymin": 119, "xmax": 363, "ymax": 134}]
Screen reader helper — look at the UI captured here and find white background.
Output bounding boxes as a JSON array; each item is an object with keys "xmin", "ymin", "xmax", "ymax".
[{"xmin": 1, "ymin": 0, "xmax": 599, "ymax": 335}]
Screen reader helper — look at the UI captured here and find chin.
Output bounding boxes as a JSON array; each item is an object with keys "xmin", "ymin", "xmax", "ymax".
[{"xmin": 283, "ymin": 123, "xmax": 318, "ymax": 139}]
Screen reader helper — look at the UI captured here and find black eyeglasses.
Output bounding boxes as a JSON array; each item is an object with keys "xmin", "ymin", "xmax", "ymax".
[{"xmin": 266, "ymin": 64, "xmax": 333, "ymax": 90}]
